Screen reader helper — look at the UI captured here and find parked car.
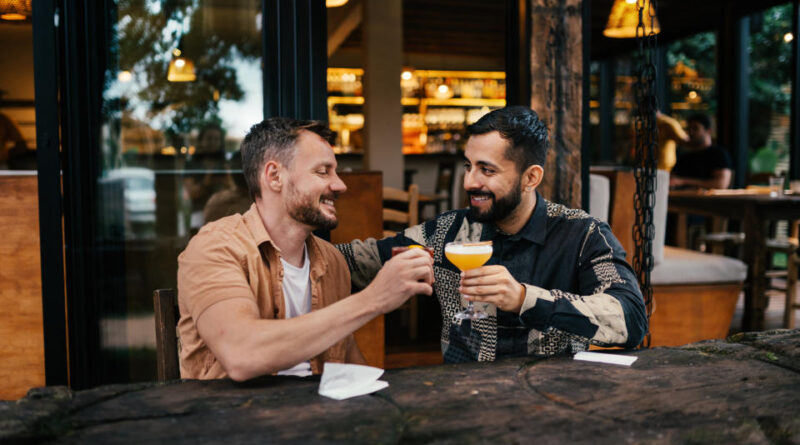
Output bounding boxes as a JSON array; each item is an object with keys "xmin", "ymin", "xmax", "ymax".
[{"xmin": 100, "ymin": 167, "xmax": 156, "ymax": 239}]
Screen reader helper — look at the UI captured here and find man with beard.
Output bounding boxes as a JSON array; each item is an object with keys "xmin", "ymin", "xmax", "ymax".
[
  {"xmin": 338, "ymin": 106, "xmax": 647, "ymax": 362},
  {"xmin": 177, "ymin": 118, "xmax": 434, "ymax": 380}
]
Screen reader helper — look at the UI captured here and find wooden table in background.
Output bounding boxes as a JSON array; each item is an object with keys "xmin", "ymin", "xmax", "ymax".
[
  {"xmin": 3, "ymin": 330, "xmax": 799, "ymax": 443},
  {"xmin": 668, "ymin": 190, "xmax": 800, "ymax": 331}
]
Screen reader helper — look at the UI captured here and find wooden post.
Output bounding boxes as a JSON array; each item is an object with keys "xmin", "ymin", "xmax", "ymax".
[{"xmin": 529, "ymin": 0, "xmax": 584, "ymax": 208}]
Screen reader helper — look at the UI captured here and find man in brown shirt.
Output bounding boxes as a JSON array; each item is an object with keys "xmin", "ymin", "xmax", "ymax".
[{"xmin": 178, "ymin": 118, "xmax": 434, "ymax": 381}]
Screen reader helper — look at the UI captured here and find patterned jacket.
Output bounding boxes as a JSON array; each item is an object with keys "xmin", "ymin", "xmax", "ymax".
[{"xmin": 337, "ymin": 195, "xmax": 648, "ymax": 362}]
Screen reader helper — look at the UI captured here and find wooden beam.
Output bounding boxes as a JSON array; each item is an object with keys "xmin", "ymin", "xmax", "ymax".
[{"xmin": 530, "ymin": 0, "xmax": 584, "ymax": 208}]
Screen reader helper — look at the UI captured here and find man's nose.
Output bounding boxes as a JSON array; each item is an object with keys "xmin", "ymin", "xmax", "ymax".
[
  {"xmin": 330, "ymin": 172, "xmax": 347, "ymax": 193},
  {"xmin": 463, "ymin": 169, "xmax": 480, "ymax": 190}
]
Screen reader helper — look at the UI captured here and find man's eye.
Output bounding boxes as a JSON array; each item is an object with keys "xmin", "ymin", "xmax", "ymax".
[
  {"xmin": 464, "ymin": 163, "xmax": 471, "ymax": 171},
  {"xmin": 482, "ymin": 167, "xmax": 494, "ymax": 174}
]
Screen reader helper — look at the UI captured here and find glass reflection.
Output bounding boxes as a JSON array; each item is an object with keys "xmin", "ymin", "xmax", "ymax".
[{"xmin": 98, "ymin": 0, "xmax": 261, "ymax": 383}]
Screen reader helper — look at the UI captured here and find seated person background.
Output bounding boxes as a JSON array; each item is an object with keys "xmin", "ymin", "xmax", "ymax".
[
  {"xmin": 656, "ymin": 110, "xmax": 690, "ymax": 172},
  {"xmin": 669, "ymin": 113, "xmax": 733, "ymax": 190},
  {"xmin": 178, "ymin": 117, "xmax": 434, "ymax": 381},
  {"xmin": 203, "ymin": 151, "xmax": 252, "ymax": 223},
  {"xmin": 183, "ymin": 123, "xmax": 233, "ymax": 232},
  {"xmin": 338, "ymin": 106, "xmax": 647, "ymax": 363}
]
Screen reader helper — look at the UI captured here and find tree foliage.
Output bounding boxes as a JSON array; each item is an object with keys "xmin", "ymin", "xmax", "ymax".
[{"xmin": 109, "ymin": 0, "xmax": 260, "ymax": 142}]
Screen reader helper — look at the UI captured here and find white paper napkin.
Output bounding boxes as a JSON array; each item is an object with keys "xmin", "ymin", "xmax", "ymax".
[
  {"xmin": 573, "ymin": 351, "xmax": 638, "ymax": 366},
  {"xmin": 318, "ymin": 363, "xmax": 389, "ymax": 400}
]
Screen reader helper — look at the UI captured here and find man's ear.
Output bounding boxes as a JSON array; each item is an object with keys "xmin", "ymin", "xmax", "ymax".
[
  {"xmin": 264, "ymin": 160, "xmax": 283, "ymax": 192},
  {"xmin": 522, "ymin": 164, "xmax": 544, "ymax": 192}
]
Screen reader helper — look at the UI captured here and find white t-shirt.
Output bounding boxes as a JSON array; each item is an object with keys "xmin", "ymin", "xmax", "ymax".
[{"xmin": 276, "ymin": 245, "xmax": 313, "ymax": 377}]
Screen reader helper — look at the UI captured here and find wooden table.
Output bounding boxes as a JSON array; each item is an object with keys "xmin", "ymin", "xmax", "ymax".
[
  {"xmin": 668, "ymin": 190, "xmax": 800, "ymax": 331},
  {"xmin": 3, "ymin": 330, "xmax": 800, "ymax": 443}
]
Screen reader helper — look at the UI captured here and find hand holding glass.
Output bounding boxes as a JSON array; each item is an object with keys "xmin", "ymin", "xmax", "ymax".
[{"xmin": 445, "ymin": 241, "xmax": 493, "ymax": 320}]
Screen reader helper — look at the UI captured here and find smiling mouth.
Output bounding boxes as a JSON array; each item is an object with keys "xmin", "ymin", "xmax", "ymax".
[
  {"xmin": 468, "ymin": 193, "xmax": 493, "ymax": 204},
  {"xmin": 320, "ymin": 198, "xmax": 336, "ymax": 207}
]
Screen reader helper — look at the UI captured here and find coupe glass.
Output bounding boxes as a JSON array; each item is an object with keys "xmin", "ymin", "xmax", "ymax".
[{"xmin": 445, "ymin": 241, "xmax": 493, "ymax": 320}]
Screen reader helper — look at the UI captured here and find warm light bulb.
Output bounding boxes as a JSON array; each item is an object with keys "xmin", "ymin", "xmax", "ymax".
[
  {"xmin": 401, "ymin": 70, "xmax": 413, "ymax": 80},
  {"xmin": 175, "ymin": 58, "xmax": 185, "ymax": 68},
  {"xmin": 1, "ymin": 13, "xmax": 26, "ymax": 20},
  {"xmin": 785, "ymin": 32, "xmax": 794, "ymax": 43},
  {"xmin": 437, "ymin": 84, "xmax": 449, "ymax": 94},
  {"xmin": 117, "ymin": 70, "xmax": 133, "ymax": 82},
  {"xmin": 172, "ymin": 48, "xmax": 182, "ymax": 57},
  {"xmin": 687, "ymin": 90, "xmax": 698, "ymax": 100},
  {"xmin": 326, "ymin": 0, "xmax": 348, "ymax": 7},
  {"xmin": 625, "ymin": 0, "xmax": 637, "ymax": 4}
]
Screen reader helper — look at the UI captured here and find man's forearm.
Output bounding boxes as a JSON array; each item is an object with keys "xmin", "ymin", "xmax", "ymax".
[
  {"xmin": 518, "ymin": 284, "xmax": 647, "ymax": 348},
  {"xmin": 199, "ymin": 289, "xmax": 382, "ymax": 381}
]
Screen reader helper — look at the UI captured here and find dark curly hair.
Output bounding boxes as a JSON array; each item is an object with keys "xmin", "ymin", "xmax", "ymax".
[
  {"xmin": 467, "ymin": 106, "xmax": 549, "ymax": 172},
  {"xmin": 240, "ymin": 117, "xmax": 335, "ymax": 200}
]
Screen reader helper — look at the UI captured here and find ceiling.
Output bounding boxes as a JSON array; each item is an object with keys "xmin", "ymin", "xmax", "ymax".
[{"xmin": 330, "ymin": 0, "xmax": 792, "ymax": 62}]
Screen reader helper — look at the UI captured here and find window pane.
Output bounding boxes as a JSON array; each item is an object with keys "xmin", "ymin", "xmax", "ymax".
[
  {"xmin": 748, "ymin": 3, "xmax": 793, "ymax": 183},
  {"xmin": 98, "ymin": 0, "xmax": 261, "ymax": 383}
]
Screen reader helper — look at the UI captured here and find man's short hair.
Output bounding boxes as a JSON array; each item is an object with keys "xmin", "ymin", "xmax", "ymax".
[
  {"xmin": 240, "ymin": 117, "xmax": 335, "ymax": 200},
  {"xmin": 687, "ymin": 113, "xmax": 711, "ymax": 130},
  {"xmin": 466, "ymin": 106, "xmax": 549, "ymax": 172}
]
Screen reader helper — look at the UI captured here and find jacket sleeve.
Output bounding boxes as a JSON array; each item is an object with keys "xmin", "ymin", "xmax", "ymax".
[
  {"xmin": 335, "ymin": 224, "xmax": 428, "ymax": 290},
  {"xmin": 517, "ymin": 220, "xmax": 648, "ymax": 349}
]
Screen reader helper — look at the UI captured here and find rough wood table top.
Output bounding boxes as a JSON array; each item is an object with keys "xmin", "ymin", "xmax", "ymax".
[{"xmin": 3, "ymin": 330, "xmax": 800, "ymax": 444}]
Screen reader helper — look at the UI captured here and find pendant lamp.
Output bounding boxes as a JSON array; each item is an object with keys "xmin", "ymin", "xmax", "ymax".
[
  {"xmin": 326, "ymin": 0, "xmax": 348, "ymax": 7},
  {"xmin": 167, "ymin": 37, "xmax": 196, "ymax": 83},
  {"xmin": 0, "ymin": 0, "xmax": 32, "ymax": 21},
  {"xmin": 604, "ymin": 0, "xmax": 661, "ymax": 39}
]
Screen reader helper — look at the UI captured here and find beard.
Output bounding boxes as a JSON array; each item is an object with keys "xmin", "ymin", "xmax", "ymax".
[
  {"xmin": 467, "ymin": 182, "xmax": 522, "ymax": 223},
  {"xmin": 285, "ymin": 181, "xmax": 339, "ymax": 230}
]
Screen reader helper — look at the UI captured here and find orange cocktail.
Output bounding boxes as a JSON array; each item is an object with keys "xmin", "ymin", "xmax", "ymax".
[{"xmin": 444, "ymin": 241, "xmax": 493, "ymax": 320}]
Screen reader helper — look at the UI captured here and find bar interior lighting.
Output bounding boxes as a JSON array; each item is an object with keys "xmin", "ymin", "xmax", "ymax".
[{"xmin": 603, "ymin": 0, "xmax": 661, "ymax": 39}]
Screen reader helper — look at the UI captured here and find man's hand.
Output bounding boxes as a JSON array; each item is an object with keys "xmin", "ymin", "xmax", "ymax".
[
  {"xmin": 366, "ymin": 248, "xmax": 434, "ymax": 314},
  {"xmin": 460, "ymin": 265, "xmax": 525, "ymax": 313}
]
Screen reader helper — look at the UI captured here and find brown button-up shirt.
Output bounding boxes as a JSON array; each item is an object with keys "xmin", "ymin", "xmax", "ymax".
[{"xmin": 177, "ymin": 204, "xmax": 354, "ymax": 379}]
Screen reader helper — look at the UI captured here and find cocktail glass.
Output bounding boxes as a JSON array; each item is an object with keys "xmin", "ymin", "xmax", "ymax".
[{"xmin": 445, "ymin": 241, "xmax": 493, "ymax": 320}]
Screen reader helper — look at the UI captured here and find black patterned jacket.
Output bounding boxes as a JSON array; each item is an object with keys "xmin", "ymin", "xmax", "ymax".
[{"xmin": 337, "ymin": 194, "xmax": 648, "ymax": 362}]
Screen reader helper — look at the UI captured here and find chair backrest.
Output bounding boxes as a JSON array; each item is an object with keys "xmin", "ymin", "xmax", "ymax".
[
  {"xmin": 382, "ymin": 184, "xmax": 419, "ymax": 237},
  {"xmin": 588, "ymin": 173, "xmax": 610, "ymax": 222},
  {"xmin": 153, "ymin": 288, "xmax": 180, "ymax": 381}
]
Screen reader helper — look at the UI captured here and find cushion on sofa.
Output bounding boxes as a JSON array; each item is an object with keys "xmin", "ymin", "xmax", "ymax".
[{"xmin": 651, "ymin": 246, "xmax": 747, "ymax": 285}]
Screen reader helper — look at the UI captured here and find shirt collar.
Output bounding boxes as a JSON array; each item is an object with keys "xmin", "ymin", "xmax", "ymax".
[
  {"xmin": 482, "ymin": 192, "xmax": 547, "ymax": 245},
  {"xmin": 243, "ymin": 203, "xmax": 328, "ymax": 278}
]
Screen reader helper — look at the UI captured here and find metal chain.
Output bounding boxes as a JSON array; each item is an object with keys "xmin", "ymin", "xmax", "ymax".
[{"xmin": 632, "ymin": 0, "xmax": 658, "ymax": 348}]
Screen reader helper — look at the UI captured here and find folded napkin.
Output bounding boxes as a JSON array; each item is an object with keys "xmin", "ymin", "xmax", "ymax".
[
  {"xmin": 573, "ymin": 351, "xmax": 638, "ymax": 366},
  {"xmin": 318, "ymin": 363, "xmax": 389, "ymax": 400}
]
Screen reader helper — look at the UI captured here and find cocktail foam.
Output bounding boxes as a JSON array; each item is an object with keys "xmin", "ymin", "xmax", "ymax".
[{"xmin": 444, "ymin": 244, "xmax": 493, "ymax": 255}]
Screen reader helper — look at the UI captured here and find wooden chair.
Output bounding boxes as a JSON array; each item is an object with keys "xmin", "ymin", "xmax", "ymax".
[
  {"xmin": 383, "ymin": 184, "xmax": 419, "ymax": 238},
  {"xmin": 382, "ymin": 184, "xmax": 420, "ymax": 339},
  {"xmin": 153, "ymin": 289, "xmax": 181, "ymax": 382},
  {"xmin": 783, "ymin": 248, "xmax": 799, "ymax": 329}
]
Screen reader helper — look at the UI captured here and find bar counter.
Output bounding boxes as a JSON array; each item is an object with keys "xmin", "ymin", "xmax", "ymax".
[{"xmin": 3, "ymin": 329, "xmax": 799, "ymax": 443}]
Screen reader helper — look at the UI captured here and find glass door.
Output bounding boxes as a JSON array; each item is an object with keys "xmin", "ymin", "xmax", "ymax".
[{"xmin": 88, "ymin": 0, "xmax": 263, "ymax": 384}]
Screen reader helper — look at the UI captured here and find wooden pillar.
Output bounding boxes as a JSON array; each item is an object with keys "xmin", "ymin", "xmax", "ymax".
[
  {"xmin": 530, "ymin": 0, "xmax": 584, "ymax": 208},
  {"xmin": 718, "ymin": 8, "xmax": 749, "ymax": 189},
  {"xmin": 363, "ymin": 0, "xmax": 404, "ymax": 188}
]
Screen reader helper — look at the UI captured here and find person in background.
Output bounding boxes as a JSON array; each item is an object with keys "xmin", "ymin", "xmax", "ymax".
[
  {"xmin": 203, "ymin": 151, "xmax": 252, "ymax": 223},
  {"xmin": 0, "ymin": 89, "xmax": 30, "ymax": 169},
  {"xmin": 183, "ymin": 123, "xmax": 233, "ymax": 232},
  {"xmin": 177, "ymin": 117, "xmax": 434, "ymax": 380},
  {"xmin": 655, "ymin": 110, "xmax": 690, "ymax": 172},
  {"xmin": 669, "ymin": 113, "xmax": 733, "ymax": 189},
  {"xmin": 338, "ymin": 106, "xmax": 647, "ymax": 363}
]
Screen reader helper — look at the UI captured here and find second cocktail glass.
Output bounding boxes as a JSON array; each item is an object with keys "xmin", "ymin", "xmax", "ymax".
[{"xmin": 445, "ymin": 241, "xmax": 493, "ymax": 320}]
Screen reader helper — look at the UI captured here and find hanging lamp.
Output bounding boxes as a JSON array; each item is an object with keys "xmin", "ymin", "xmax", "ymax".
[
  {"xmin": 167, "ymin": 37, "xmax": 196, "ymax": 82},
  {"xmin": 603, "ymin": 0, "xmax": 661, "ymax": 39},
  {"xmin": 326, "ymin": 0, "xmax": 348, "ymax": 7},
  {"xmin": 0, "ymin": 0, "xmax": 32, "ymax": 21}
]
